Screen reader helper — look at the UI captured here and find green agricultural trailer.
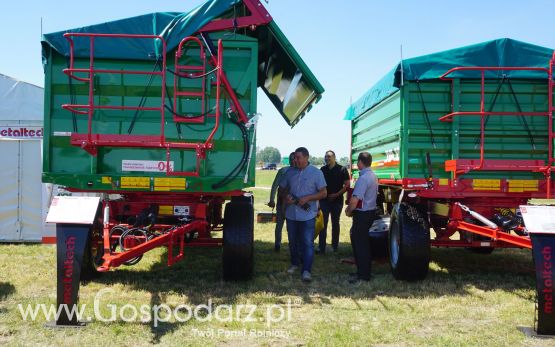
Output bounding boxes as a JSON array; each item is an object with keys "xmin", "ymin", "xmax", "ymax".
[
  {"xmin": 41, "ymin": 0, "xmax": 323, "ymax": 325},
  {"xmin": 347, "ymin": 38, "xmax": 554, "ymax": 281}
]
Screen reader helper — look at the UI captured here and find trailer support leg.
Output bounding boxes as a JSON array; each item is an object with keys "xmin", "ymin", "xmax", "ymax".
[
  {"xmin": 51, "ymin": 223, "xmax": 90, "ymax": 327},
  {"xmin": 531, "ymin": 233, "xmax": 555, "ymax": 335}
]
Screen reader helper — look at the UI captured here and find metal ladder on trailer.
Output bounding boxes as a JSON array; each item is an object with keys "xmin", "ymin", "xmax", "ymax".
[
  {"xmin": 172, "ymin": 37, "xmax": 208, "ymax": 124},
  {"xmin": 61, "ymin": 33, "xmax": 248, "ymax": 177}
]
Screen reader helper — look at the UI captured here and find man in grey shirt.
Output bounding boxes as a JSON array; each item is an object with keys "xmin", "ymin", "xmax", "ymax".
[
  {"xmin": 268, "ymin": 152, "xmax": 296, "ymax": 252},
  {"xmin": 279, "ymin": 147, "xmax": 327, "ymax": 282},
  {"xmin": 345, "ymin": 152, "xmax": 378, "ymax": 283}
]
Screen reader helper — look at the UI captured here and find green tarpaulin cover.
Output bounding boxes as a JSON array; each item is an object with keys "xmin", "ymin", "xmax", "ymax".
[
  {"xmin": 42, "ymin": 0, "xmax": 240, "ymax": 60},
  {"xmin": 345, "ymin": 38, "xmax": 555, "ymax": 120},
  {"xmin": 41, "ymin": 0, "xmax": 324, "ymax": 127}
]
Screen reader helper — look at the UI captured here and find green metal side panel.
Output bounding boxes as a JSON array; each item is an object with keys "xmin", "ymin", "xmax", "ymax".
[
  {"xmin": 403, "ymin": 81, "xmax": 452, "ymax": 179},
  {"xmin": 350, "ymin": 78, "xmax": 553, "ymax": 182},
  {"xmin": 403, "ymin": 79, "xmax": 550, "ymax": 180},
  {"xmin": 42, "ymin": 33, "xmax": 258, "ymax": 193},
  {"xmin": 351, "ymin": 91, "xmax": 401, "ymax": 180}
]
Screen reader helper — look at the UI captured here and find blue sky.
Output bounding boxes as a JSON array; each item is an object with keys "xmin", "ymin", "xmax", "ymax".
[{"xmin": 1, "ymin": 0, "xmax": 554, "ymax": 159}]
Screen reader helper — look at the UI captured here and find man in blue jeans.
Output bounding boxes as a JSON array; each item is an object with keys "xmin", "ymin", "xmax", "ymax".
[{"xmin": 279, "ymin": 147, "xmax": 327, "ymax": 282}]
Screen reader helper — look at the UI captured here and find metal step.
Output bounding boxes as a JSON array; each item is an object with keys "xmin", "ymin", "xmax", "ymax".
[
  {"xmin": 175, "ymin": 65, "xmax": 204, "ymax": 71},
  {"xmin": 174, "ymin": 91, "xmax": 204, "ymax": 98}
]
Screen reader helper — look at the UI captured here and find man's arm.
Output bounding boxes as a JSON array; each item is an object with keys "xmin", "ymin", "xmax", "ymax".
[
  {"xmin": 268, "ymin": 168, "xmax": 285, "ymax": 207},
  {"xmin": 297, "ymin": 170, "xmax": 327, "ymax": 206},
  {"xmin": 328, "ymin": 179, "xmax": 350, "ymax": 200},
  {"xmin": 298, "ymin": 187, "xmax": 327, "ymax": 207},
  {"xmin": 345, "ymin": 196, "xmax": 360, "ymax": 217},
  {"xmin": 328, "ymin": 167, "xmax": 351, "ymax": 200},
  {"xmin": 345, "ymin": 176, "xmax": 367, "ymax": 216}
]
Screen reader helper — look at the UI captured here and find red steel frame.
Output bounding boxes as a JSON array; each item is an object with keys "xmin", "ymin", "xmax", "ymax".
[
  {"xmin": 378, "ymin": 54, "xmax": 555, "ymax": 251},
  {"xmin": 63, "ymin": 33, "xmax": 168, "ymax": 154},
  {"xmin": 62, "ymin": 0, "xmax": 273, "ymax": 175},
  {"xmin": 59, "ymin": 0, "xmax": 274, "ymax": 271},
  {"xmin": 63, "ymin": 33, "xmax": 223, "ymax": 177},
  {"xmin": 96, "ymin": 194, "xmax": 225, "ymax": 271},
  {"xmin": 439, "ymin": 65, "xmax": 554, "ymax": 197}
]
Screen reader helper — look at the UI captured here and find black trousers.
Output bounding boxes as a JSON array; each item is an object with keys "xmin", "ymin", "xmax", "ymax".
[
  {"xmin": 350, "ymin": 210, "xmax": 377, "ymax": 280},
  {"xmin": 318, "ymin": 198, "xmax": 343, "ymax": 252}
]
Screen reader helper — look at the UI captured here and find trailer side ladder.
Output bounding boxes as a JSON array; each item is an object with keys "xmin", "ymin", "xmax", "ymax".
[{"xmin": 61, "ymin": 34, "xmax": 234, "ymax": 177}]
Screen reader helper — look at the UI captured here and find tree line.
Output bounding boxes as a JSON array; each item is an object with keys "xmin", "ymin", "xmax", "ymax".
[{"xmin": 256, "ymin": 146, "xmax": 349, "ymax": 167}]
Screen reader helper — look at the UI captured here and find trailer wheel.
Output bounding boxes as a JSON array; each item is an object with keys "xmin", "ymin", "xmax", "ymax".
[
  {"xmin": 223, "ymin": 199, "xmax": 254, "ymax": 281},
  {"xmin": 80, "ymin": 226, "xmax": 104, "ymax": 281},
  {"xmin": 389, "ymin": 203, "xmax": 430, "ymax": 281}
]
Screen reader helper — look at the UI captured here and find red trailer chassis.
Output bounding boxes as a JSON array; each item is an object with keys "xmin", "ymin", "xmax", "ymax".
[{"xmin": 91, "ymin": 192, "xmax": 232, "ymax": 272}]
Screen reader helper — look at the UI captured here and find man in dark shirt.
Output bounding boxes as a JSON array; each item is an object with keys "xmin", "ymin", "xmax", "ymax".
[{"xmin": 318, "ymin": 150, "xmax": 350, "ymax": 254}]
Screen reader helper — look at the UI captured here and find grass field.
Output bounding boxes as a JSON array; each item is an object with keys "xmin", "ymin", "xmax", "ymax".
[{"xmin": 0, "ymin": 170, "xmax": 551, "ymax": 346}]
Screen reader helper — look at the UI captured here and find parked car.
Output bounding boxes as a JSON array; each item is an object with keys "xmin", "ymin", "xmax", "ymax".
[{"xmin": 262, "ymin": 163, "xmax": 277, "ymax": 170}]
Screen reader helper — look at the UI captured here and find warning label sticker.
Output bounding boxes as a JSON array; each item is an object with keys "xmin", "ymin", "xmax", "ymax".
[
  {"xmin": 154, "ymin": 177, "xmax": 186, "ymax": 191},
  {"xmin": 122, "ymin": 160, "xmax": 174, "ymax": 173}
]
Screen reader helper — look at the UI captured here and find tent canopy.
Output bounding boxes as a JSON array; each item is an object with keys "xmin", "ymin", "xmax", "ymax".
[{"xmin": 0, "ymin": 74, "xmax": 43, "ymax": 122}]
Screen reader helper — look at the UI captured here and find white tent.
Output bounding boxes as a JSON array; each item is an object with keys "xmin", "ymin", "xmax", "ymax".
[{"xmin": 0, "ymin": 73, "xmax": 55, "ymax": 242}]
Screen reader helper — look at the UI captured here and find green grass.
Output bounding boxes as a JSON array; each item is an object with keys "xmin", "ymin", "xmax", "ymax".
[
  {"xmin": 0, "ymin": 170, "xmax": 550, "ymax": 346},
  {"xmin": 253, "ymin": 168, "xmax": 279, "ymax": 188}
]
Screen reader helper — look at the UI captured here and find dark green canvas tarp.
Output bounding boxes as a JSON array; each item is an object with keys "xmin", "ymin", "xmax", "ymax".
[
  {"xmin": 345, "ymin": 38, "xmax": 555, "ymax": 120},
  {"xmin": 41, "ymin": 0, "xmax": 324, "ymax": 127},
  {"xmin": 41, "ymin": 0, "xmax": 240, "ymax": 60}
]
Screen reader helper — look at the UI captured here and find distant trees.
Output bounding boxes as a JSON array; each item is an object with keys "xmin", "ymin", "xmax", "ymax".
[
  {"xmin": 310, "ymin": 156, "xmax": 324, "ymax": 166},
  {"xmin": 255, "ymin": 147, "xmax": 351, "ymax": 168},
  {"xmin": 257, "ymin": 146, "xmax": 282, "ymax": 164}
]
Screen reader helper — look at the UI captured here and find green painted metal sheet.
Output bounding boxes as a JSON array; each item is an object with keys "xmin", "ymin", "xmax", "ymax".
[
  {"xmin": 351, "ymin": 91, "xmax": 401, "ymax": 180},
  {"xmin": 41, "ymin": 1, "xmax": 324, "ymax": 193},
  {"xmin": 350, "ymin": 78, "xmax": 553, "ymax": 182},
  {"xmin": 43, "ymin": 34, "xmax": 258, "ymax": 193},
  {"xmin": 349, "ymin": 38, "xmax": 554, "ymax": 183}
]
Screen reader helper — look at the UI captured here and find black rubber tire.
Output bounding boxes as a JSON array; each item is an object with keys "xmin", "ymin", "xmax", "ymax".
[
  {"xmin": 222, "ymin": 199, "xmax": 254, "ymax": 281},
  {"xmin": 389, "ymin": 203, "xmax": 430, "ymax": 281},
  {"xmin": 369, "ymin": 232, "xmax": 388, "ymax": 260},
  {"xmin": 80, "ymin": 227, "xmax": 104, "ymax": 282}
]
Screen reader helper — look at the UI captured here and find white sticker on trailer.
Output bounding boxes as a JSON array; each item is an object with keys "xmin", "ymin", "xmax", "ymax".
[
  {"xmin": 173, "ymin": 206, "xmax": 190, "ymax": 216},
  {"xmin": 122, "ymin": 160, "xmax": 174, "ymax": 173}
]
